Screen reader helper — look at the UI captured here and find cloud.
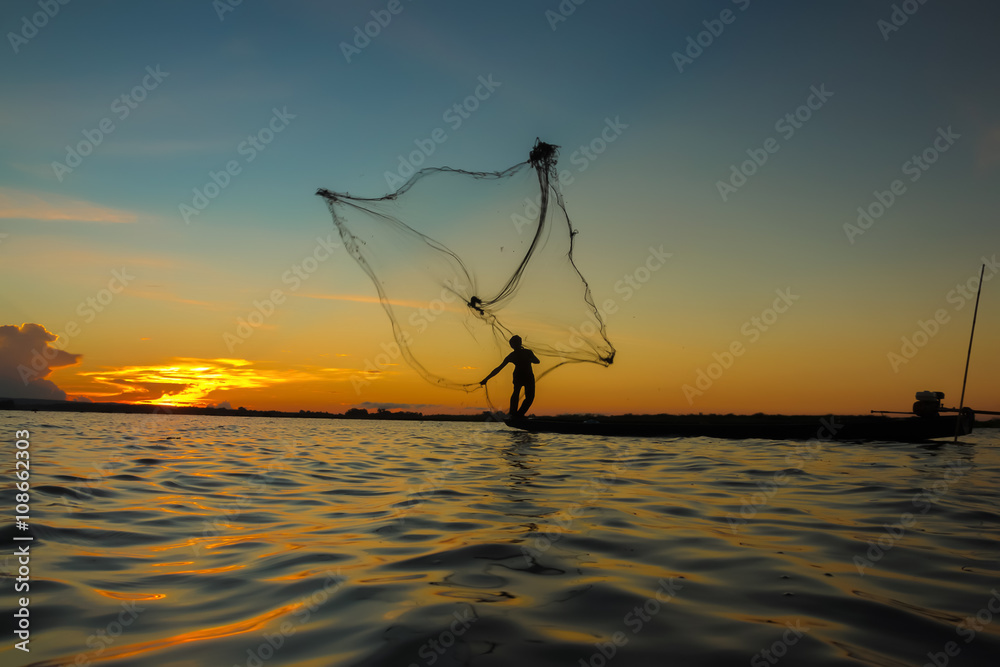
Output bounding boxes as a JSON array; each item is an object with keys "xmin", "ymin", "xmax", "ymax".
[
  {"xmin": 0, "ymin": 187, "xmax": 138, "ymax": 223},
  {"xmin": 0, "ymin": 323, "xmax": 81, "ymax": 400}
]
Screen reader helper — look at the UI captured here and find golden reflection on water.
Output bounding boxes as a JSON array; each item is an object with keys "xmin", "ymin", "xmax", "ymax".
[
  {"xmin": 94, "ymin": 590, "xmax": 167, "ymax": 602},
  {"xmin": 28, "ymin": 603, "xmax": 300, "ymax": 667},
  {"xmin": 10, "ymin": 414, "xmax": 1000, "ymax": 667}
]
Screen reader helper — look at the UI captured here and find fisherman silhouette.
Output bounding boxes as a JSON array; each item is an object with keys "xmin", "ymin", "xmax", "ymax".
[{"xmin": 480, "ymin": 335, "xmax": 540, "ymax": 419}]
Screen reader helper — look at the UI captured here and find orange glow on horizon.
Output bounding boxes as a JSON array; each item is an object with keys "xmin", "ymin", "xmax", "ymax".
[{"xmin": 78, "ymin": 358, "xmax": 294, "ymax": 406}]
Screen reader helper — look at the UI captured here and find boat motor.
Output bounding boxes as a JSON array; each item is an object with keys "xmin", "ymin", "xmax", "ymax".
[{"xmin": 913, "ymin": 390, "xmax": 945, "ymax": 417}]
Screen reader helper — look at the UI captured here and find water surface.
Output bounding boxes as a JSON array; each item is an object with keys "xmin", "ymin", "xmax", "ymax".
[{"xmin": 2, "ymin": 412, "xmax": 999, "ymax": 666}]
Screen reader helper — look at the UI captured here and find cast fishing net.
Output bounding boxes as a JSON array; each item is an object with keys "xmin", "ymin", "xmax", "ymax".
[{"xmin": 317, "ymin": 140, "xmax": 614, "ymax": 401}]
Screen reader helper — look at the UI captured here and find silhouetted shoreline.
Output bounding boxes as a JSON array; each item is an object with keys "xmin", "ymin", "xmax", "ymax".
[
  {"xmin": 0, "ymin": 397, "xmax": 480, "ymax": 421},
  {"xmin": 2, "ymin": 397, "xmax": 998, "ymax": 428}
]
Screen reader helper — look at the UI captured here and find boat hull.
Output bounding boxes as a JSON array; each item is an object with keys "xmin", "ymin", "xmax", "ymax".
[{"xmin": 505, "ymin": 411, "xmax": 975, "ymax": 442}]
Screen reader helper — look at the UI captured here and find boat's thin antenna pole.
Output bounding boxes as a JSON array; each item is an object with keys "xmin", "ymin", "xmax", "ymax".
[{"xmin": 955, "ymin": 263, "xmax": 986, "ymax": 442}]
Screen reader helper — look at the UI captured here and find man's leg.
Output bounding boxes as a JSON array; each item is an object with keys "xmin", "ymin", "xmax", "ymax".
[
  {"xmin": 518, "ymin": 380, "xmax": 535, "ymax": 417},
  {"xmin": 509, "ymin": 383, "xmax": 521, "ymax": 417}
]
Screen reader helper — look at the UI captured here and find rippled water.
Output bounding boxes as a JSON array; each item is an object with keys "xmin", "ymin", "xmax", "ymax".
[{"xmin": 1, "ymin": 411, "xmax": 999, "ymax": 667}]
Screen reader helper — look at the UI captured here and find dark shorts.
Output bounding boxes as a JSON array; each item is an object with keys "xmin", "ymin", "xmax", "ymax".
[{"xmin": 512, "ymin": 371, "xmax": 534, "ymax": 387}]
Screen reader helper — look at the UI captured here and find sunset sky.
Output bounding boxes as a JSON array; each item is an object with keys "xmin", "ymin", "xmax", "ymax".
[{"xmin": 2, "ymin": 1, "xmax": 998, "ymax": 416}]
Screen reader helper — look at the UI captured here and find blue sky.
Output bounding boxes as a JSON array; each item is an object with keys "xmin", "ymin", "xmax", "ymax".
[{"xmin": 2, "ymin": 0, "xmax": 999, "ymax": 414}]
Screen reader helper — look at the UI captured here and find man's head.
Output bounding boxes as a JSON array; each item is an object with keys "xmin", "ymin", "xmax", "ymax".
[{"xmin": 509, "ymin": 335, "xmax": 522, "ymax": 349}]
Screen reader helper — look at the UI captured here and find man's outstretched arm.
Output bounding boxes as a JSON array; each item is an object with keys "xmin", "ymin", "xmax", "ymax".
[{"xmin": 480, "ymin": 359, "xmax": 509, "ymax": 385}]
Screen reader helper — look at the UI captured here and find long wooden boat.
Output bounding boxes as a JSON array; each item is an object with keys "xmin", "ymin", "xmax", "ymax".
[{"xmin": 504, "ymin": 409, "xmax": 975, "ymax": 442}]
